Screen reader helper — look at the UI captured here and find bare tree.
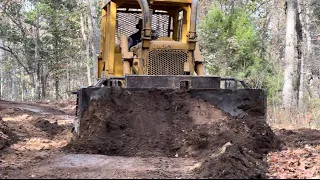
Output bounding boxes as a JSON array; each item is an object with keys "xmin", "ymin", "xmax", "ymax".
[
  {"xmin": 282, "ymin": 0, "xmax": 297, "ymax": 109},
  {"xmin": 80, "ymin": 9, "xmax": 92, "ymax": 86},
  {"xmin": 87, "ymin": 0, "xmax": 99, "ymax": 82},
  {"xmin": 34, "ymin": 4, "xmax": 41, "ymax": 100}
]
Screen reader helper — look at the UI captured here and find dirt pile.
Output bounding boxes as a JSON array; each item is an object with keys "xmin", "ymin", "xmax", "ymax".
[
  {"xmin": 33, "ymin": 119, "xmax": 65, "ymax": 139},
  {"xmin": 275, "ymin": 128, "xmax": 320, "ymax": 148},
  {"xmin": 0, "ymin": 114, "xmax": 17, "ymax": 150},
  {"xmin": 0, "ymin": 118, "xmax": 10, "ymax": 150},
  {"xmin": 65, "ymin": 88, "xmax": 280, "ymax": 178},
  {"xmin": 194, "ymin": 115, "xmax": 279, "ymax": 179}
]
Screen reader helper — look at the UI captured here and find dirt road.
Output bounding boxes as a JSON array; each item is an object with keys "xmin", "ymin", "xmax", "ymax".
[
  {"xmin": 1, "ymin": 99, "xmax": 320, "ymax": 179},
  {"xmin": 0, "ymin": 100, "xmax": 200, "ymax": 179}
]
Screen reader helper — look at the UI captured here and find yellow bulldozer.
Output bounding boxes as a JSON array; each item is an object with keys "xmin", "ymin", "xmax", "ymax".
[{"xmin": 73, "ymin": 0, "xmax": 266, "ymax": 135}]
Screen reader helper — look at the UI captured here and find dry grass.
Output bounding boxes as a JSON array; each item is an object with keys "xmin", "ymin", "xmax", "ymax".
[{"xmin": 267, "ymin": 106, "xmax": 320, "ymax": 130}]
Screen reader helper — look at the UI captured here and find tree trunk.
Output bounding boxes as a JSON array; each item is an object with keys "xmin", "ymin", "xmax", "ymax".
[
  {"xmin": 41, "ymin": 64, "xmax": 49, "ymax": 99},
  {"xmin": 80, "ymin": 12, "xmax": 92, "ymax": 86},
  {"xmin": 55, "ymin": 76, "xmax": 59, "ymax": 101},
  {"xmin": 0, "ymin": 42, "xmax": 3, "ymax": 99},
  {"xmin": 88, "ymin": 0, "xmax": 99, "ymax": 82},
  {"xmin": 0, "ymin": 65, "xmax": 2, "ymax": 99},
  {"xmin": 304, "ymin": 0, "xmax": 313, "ymax": 99},
  {"xmin": 296, "ymin": 0, "xmax": 304, "ymax": 108},
  {"xmin": 65, "ymin": 67, "xmax": 70, "ymax": 99},
  {"xmin": 282, "ymin": 0, "xmax": 297, "ymax": 109},
  {"xmin": 30, "ymin": 74, "xmax": 36, "ymax": 100},
  {"xmin": 35, "ymin": 6, "xmax": 41, "ymax": 100},
  {"xmin": 41, "ymin": 71, "xmax": 47, "ymax": 99},
  {"xmin": 12, "ymin": 68, "xmax": 18, "ymax": 100},
  {"xmin": 54, "ymin": 39, "xmax": 60, "ymax": 101},
  {"xmin": 20, "ymin": 69, "xmax": 24, "ymax": 101}
]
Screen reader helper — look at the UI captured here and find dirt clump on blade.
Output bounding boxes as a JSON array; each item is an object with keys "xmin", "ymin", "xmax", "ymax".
[{"xmin": 65, "ymin": 88, "xmax": 280, "ymax": 178}]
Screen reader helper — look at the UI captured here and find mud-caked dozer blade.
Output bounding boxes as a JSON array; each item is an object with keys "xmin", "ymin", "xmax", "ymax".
[{"xmin": 73, "ymin": 75, "xmax": 266, "ymax": 136}]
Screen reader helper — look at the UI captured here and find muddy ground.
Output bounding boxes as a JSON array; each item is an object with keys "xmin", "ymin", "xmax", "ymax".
[{"xmin": 0, "ymin": 93, "xmax": 320, "ymax": 179}]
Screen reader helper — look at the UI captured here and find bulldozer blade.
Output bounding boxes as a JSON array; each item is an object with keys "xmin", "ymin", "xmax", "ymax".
[
  {"xmin": 73, "ymin": 75, "xmax": 266, "ymax": 136},
  {"xmin": 78, "ymin": 86, "xmax": 266, "ymax": 118},
  {"xmin": 189, "ymin": 89, "xmax": 266, "ymax": 118}
]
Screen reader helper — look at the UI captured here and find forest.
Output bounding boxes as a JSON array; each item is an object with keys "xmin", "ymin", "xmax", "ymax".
[
  {"xmin": 0, "ymin": 0, "xmax": 320, "ymax": 128},
  {"xmin": 1, "ymin": 0, "xmax": 320, "ymax": 179}
]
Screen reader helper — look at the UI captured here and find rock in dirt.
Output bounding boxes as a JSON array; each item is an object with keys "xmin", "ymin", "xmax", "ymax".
[{"xmin": 65, "ymin": 88, "xmax": 280, "ymax": 178}]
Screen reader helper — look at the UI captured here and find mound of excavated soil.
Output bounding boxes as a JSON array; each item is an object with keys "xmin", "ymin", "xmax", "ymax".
[
  {"xmin": 0, "ymin": 119, "xmax": 10, "ymax": 150},
  {"xmin": 275, "ymin": 128, "xmax": 320, "ymax": 148},
  {"xmin": 0, "ymin": 104, "xmax": 19, "ymax": 150},
  {"xmin": 0, "ymin": 116, "xmax": 17, "ymax": 150},
  {"xmin": 65, "ymin": 88, "xmax": 280, "ymax": 178},
  {"xmin": 33, "ymin": 119, "xmax": 65, "ymax": 139}
]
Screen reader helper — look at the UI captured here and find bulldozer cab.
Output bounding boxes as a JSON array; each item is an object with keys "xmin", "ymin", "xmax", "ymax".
[{"xmin": 97, "ymin": 0, "xmax": 205, "ymax": 83}]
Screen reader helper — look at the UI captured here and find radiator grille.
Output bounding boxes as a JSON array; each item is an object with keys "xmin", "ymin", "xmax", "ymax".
[{"xmin": 148, "ymin": 50, "xmax": 188, "ymax": 75}]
